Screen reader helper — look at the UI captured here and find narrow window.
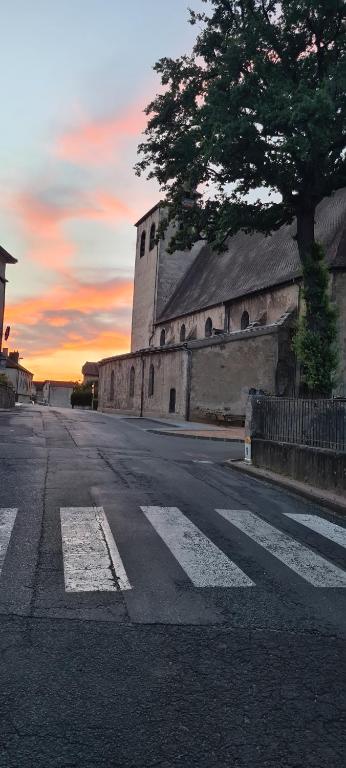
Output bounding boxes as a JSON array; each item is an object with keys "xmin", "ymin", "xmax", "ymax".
[
  {"xmin": 129, "ymin": 366, "xmax": 135, "ymax": 398},
  {"xmin": 160, "ymin": 329, "xmax": 166, "ymax": 347},
  {"xmin": 109, "ymin": 370, "xmax": 115, "ymax": 401},
  {"xmin": 241, "ymin": 310, "xmax": 249, "ymax": 330},
  {"xmin": 148, "ymin": 364, "xmax": 155, "ymax": 397},
  {"xmin": 140, "ymin": 230, "xmax": 146, "ymax": 258},
  {"xmin": 180, "ymin": 324, "xmax": 186, "ymax": 342},
  {"xmin": 149, "ymin": 222, "xmax": 156, "ymax": 251},
  {"xmin": 205, "ymin": 317, "xmax": 213, "ymax": 338},
  {"xmin": 169, "ymin": 388, "xmax": 176, "ymax": 414},
  {"xmin": 224, "ymin": 304, "xmax": 231, "ymax": 333}
]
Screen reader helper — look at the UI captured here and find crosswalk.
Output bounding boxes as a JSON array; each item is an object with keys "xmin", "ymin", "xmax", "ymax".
[{"xmin": 0, "ymin": 506, "xmax": 345, "ymax": 594}]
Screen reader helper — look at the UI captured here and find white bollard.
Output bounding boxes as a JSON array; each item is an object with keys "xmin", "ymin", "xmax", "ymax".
[{"xmin": 244, "ymin": 436, "xmax": 252, "ymax": 464}]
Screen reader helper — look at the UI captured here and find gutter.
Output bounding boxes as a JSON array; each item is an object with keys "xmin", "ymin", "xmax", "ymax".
[
  {"xmin": 140, "ymin": 355, "xmax": 145, "ymax": 417},
  {"xmin": 184, "ymin": 346, "xmax": 192, "ymax": 422}
]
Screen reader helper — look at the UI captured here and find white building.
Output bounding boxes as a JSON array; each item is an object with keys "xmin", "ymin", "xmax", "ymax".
[
  {"xmin": 3, "ymin": 353, "xmax": 33, "ymax": 403},
  {"xmin": 43, "ymin": 381, "xmax": 75, "ymax": 408}
]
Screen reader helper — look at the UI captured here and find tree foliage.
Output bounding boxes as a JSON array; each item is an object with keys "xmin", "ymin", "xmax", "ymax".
[
  {"xmin": 136, "ymin": 0, "xmax": 346, "ymax": 392},
  {"xmin": 293, "ymin": 243, "xmax": 339, "ymax": 394},
  {"xmin": 71, "ymin": 382, "xmax": 97, "ymax": 409},
  {"xmin": 137, "ymin": 0, "xmax": 346, "ymax": 250}
]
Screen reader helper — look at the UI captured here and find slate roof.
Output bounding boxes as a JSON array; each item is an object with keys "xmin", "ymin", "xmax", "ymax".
[
  {"xmin": 158, "ymin": 189, "xmax": 346, "ymax": 323},
  {"xmin": 5, "ymin": 359, "xmax": 33, "ymax": 375},
  {"xmin": 82, "ymin": 362, "xmax": 99, "ymax": 377},
  {"xmin": 44, "ymin": 380, "xmax": 76, "ymax": 388},
  {"xmin": 0, "ymin": 245, "xmax": 17, "ymax": 264}
]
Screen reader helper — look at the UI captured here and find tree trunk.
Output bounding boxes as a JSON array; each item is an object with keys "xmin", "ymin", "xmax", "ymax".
[{"xmin": 296, "ymin": 206, "xmax": 315, "ymax": 268}]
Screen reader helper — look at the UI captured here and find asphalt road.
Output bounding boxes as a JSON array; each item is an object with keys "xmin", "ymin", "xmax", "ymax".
[{"xmin": 0, "ymin": 404, "xmax": 345, "ymax": 767}]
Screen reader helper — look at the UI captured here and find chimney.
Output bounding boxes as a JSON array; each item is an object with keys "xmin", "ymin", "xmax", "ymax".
[
  {"xmin": 9, "ymin": 351, "xmax": 19, "ymax": 363},
  {"xmin": 2, "ymin": 348, "xmax": 8, "ymax": 357}
]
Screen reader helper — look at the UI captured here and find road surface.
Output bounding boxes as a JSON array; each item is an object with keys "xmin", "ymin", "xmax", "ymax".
[{"xmin": 0, "ymin": 404, "xmax": 345, "ymax": 767}]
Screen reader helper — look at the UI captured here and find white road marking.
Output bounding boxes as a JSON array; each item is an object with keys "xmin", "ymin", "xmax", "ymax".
[
  {"xmin": 140, "ymin": 506, "xmax": 253, "ymax": 588},
  {"xmin": 285, "ymin": 514, "xmax": 346, "ymax": 550},
  {"xmin": 192, "ymin": 460, "xmax": 214, "ymax": 464},
  {"xmin": 0, "ymin": 509, "xmax": 17, "ymax": 576},
  {"xmin": 215, "ymin": 510, "xmax": 346, "ymax": 587},
  {"xmin": 60, "ymin": 507, "xmax": 131, "ymax": 592}
]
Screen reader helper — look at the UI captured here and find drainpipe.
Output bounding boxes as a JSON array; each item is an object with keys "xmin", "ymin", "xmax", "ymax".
[
  {"xmin": 185, "ymin": 347, "xmax": 192, "ymax": 422},
  {"xmin": 140, "ymin": 355, "xmax": 145, "ymax": 417}
]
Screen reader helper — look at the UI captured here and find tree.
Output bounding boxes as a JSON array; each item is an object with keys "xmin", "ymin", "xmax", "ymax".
[
  {"xmin": 71, "ymin": 382, "xmax": 96, "ymax": 409},
  {"xmin": 136, "ymin": 0, "xmax": 346, "ymax": 394}
]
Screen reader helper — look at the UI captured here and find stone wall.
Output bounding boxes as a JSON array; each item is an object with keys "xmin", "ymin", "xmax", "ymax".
[
  {"xmin": 0, "ymin": 381, "xmax": 15, "ymax": 409},
  {"xmin": 153, "ymin": 282, "xmax": 299, "ymax": 347},
  {"xmin": 252, "ymin": 438, "xmax": 346, "ymax": 495},
  {"xmin": 131, "ymin": 207, "xmax": 160, "ymax": 352},
  {"xmin": 189, "ymin": 328, "xmax": 280, "ymax": 422},
  {"xmin": 131, "ymin": 207, "xmax": 200, "ymax": 353},
  {"xmin": 99, "ymin": 348, "xmax": 189, "ymax": 419}
]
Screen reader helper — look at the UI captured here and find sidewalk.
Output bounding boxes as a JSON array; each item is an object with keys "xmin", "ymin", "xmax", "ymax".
[
  {"xmin": 147, "ymin": 418, "xmax": 244, "ymax": 443},
  {"xmin": 226, "ymin": 459, "xmax": 346, "ymax": 516}
]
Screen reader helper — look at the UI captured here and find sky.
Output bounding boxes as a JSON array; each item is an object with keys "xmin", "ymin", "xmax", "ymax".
[{"xmin": 1, "ymin": 0, "xmax": 204, "ymax": 381}]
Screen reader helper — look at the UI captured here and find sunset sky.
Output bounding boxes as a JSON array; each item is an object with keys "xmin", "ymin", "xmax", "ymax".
[{"xmin": 1, "ymin": 1, "xmax": 202, "ymax": 381}]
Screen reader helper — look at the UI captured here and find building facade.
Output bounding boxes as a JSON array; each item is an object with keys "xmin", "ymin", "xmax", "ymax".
[
  {"xmin": 2, "ymin": 351, "xmax": 33, "ymax": 403},
  {"xmin": 43, "ymin": 381, "xmax": 75, "ymax": 408},
  {"xmin": 99, "ymin": 189, "xmax": 346, "ymax": 422},
  {"xmin": 0, "ymin": 245, "xmax": 17, "ymax": 360},
  {"xmin": 82, "ymin": 362, "xmax": 99, "ymax": 386}
]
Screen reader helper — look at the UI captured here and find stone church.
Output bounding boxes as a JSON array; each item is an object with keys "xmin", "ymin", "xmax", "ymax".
[{"xmin": 98, "ymin": 189, "xmax": 346, "ymax": 422}]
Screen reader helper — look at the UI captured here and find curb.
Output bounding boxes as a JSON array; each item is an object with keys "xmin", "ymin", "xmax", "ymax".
[
  {"xmin": 147, "ymin": 429, "xmax": 244, "ymax": 443},
  {"xmin": 225, "ymin": 460, "xmax": 346, "ymax": 516}
]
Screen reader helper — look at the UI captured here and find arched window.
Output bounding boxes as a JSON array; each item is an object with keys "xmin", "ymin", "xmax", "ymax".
[
  {"xmin": 205, "ymin": 317, "xmax": 213, "ymax": 338},
  {"xmin": 241, "ymin": 310, "xmax": 250, "ymax": 330},
  {"xmin": 148, "ymin": 364, "xmax": 154, "ymax": 397},
  {"xmin": 129, "ymin": 366, "xmax": 135, "ymax": 398},
  {"xmin": 109, "ymin": 370, "xmax": 115, "ymax": 401},
  {"xmin": 180, "ymin": 324, "xmax": 186, "ymax": 342},
  {"xmin": 140, "ymin": 230, "xmax": 146, "ymax": 258},
  {"xmin": 160, "ymin": 329, "xmax": 166, "ymax": 347},
  {"xmin": 149, "ymin": 223, "xmax": 156, "ymax": 251}
]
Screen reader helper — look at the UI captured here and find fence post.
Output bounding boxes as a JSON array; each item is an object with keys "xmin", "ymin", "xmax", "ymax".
[{"xmin": 244, "ymin": 394, "xmax": 255, "ymax": 463}]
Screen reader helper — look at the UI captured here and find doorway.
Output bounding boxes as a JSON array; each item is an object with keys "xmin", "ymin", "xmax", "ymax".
[{"xmin": 169, "ymin": 388, "xmax": 176, "ymax": 414}]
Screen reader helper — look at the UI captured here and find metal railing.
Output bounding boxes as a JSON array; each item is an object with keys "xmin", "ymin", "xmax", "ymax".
[{"xmin": 252, "ymin": 396, "xmax": 346, "ymax": 452}]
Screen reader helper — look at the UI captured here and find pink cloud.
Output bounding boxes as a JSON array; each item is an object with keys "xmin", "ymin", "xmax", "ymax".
[
  {"xmin": 11, "ymin": 189, "xmax": 133, "ymax": 268},
  {"xmin": 55, "ymin": 103, "xmax": 147, "ymax": 165}
]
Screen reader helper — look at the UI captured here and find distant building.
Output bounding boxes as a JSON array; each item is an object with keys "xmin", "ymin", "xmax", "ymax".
[
  {"xmin": 42, "ymin": 380, "xmax": 75, "ymax": 408},
  {"xmin": 82, "ymin": 362, "xmax": 99, "ymax": 386},
  {"xmin": 32, "ymin": 380, "xmax": 45, "ymax": 403},
  {"xmin": 0, "ymin": 245, "xmax": 17, "ymax": 361},
  {"xmin": 2, "ymin": 350, "xmax": 33, "ymax": 403}
]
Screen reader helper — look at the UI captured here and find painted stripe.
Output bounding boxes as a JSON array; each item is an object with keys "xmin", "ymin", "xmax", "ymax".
[
  {"xmin": 140, "ymin": 506, "xmax": 253, "ymax": 587},
  {"xmin": 215, "ymin": 510, "xmax": 346, "ymax": 587},
  {"xmin": 0, "ymin": 509, "xmax": 17, "ymax": 576},
  {"xmin": 285, "ymin": 514, "xmax": 346, "ymax": 550},
  {"xmin": 60, "ymin": 507, "xmax": 131, "ymax": 593}
]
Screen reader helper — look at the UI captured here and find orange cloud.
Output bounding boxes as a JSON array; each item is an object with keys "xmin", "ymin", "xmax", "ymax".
[
  {"xmin": 21, "ymin": 330, "xmax": 130, "ymax": 381},
  {"xmin": 5, "ymin": 275, "xmax": 133, "ymax": 380},
  {"xmin": 12, "ymin": 189, "xmax": 133, "ymax": 268},
  {"xmin": 5, "ymin": 276, "xmax": 133, "ymax": 326},
  {"xmin": 47, "ymin": 316, "xmax": 70, "ymax": 327},
  {"xmin": 55, "ymin": 103, "xmax": 147, "ymax": 165}
]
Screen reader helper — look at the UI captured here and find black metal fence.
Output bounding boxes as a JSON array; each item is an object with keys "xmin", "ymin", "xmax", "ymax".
[{"xmin": 252, "ymin": 396, "xmax": 346, "ymax": 452}]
